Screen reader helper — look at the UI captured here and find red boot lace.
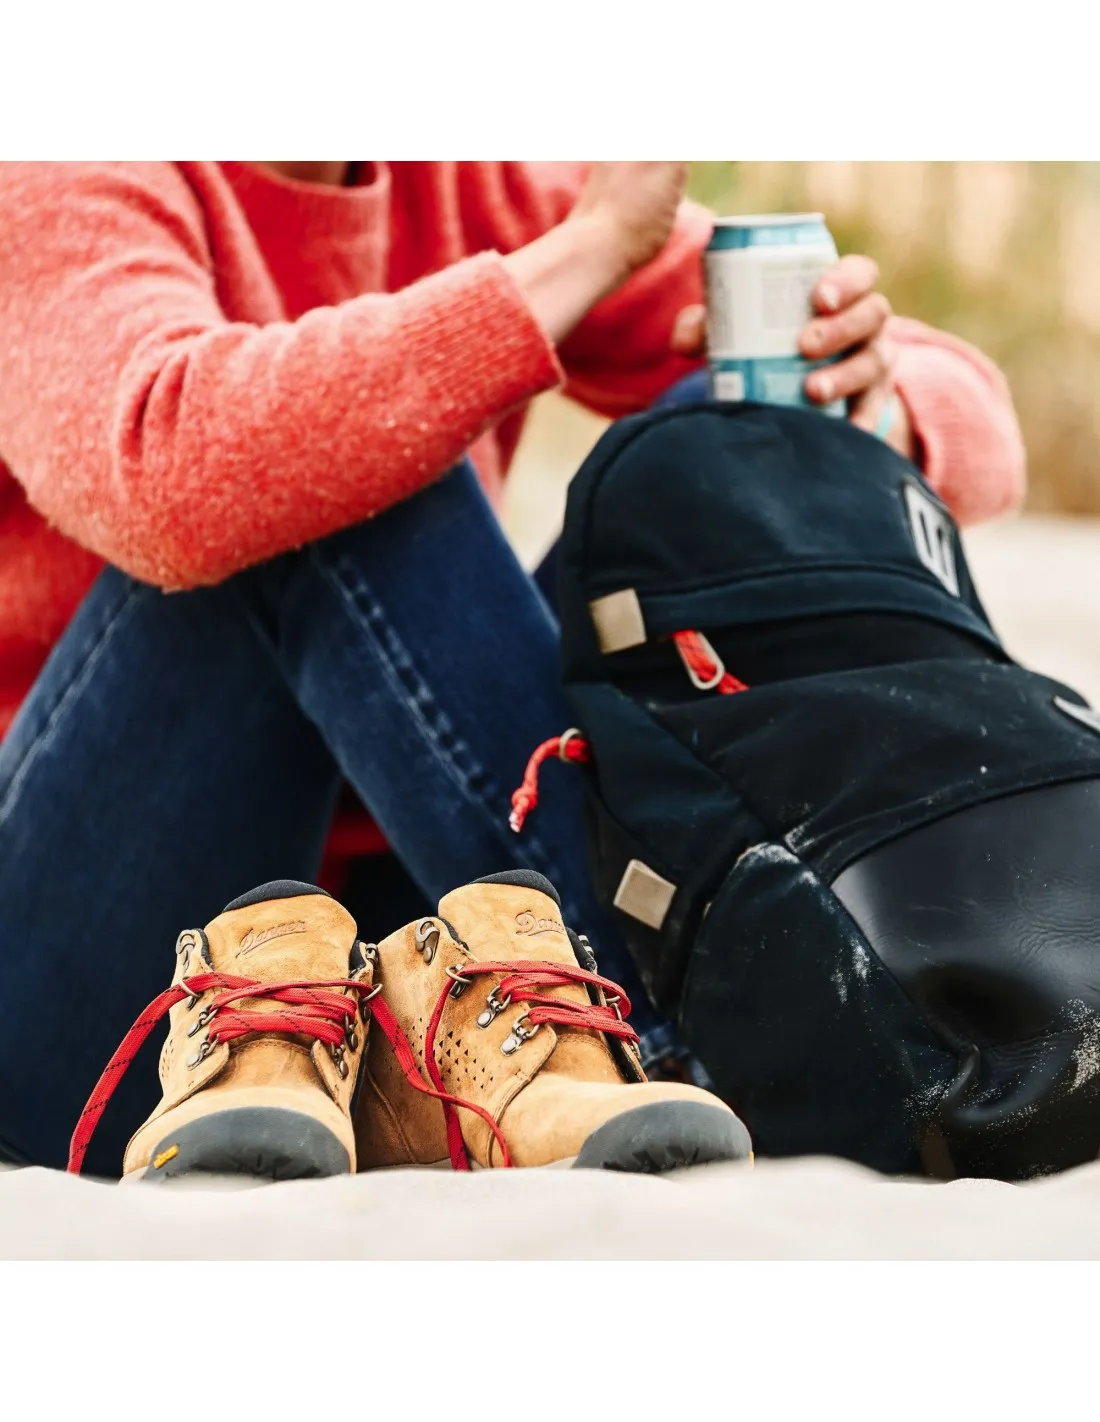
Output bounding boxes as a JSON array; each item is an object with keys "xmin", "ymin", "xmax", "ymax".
[
  {"xmin": 69, "ymin": 960, "xmax": 640, "ymax": 1178},
  {"xmin": 67, "ymin": 973, "xmax": 374, "ymax": 1174},
  {"xmin": 368, "ymin": 958, "xmax": 639, "ymax": 1171},
  {"xmin": 509, "ymin": 630, "xmax": 748, "ymax": 835}
]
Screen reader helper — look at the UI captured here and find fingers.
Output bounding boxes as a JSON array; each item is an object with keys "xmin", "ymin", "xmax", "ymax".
[
  {"xmin": 803, "ymin": 250, "xmax": 895, "ymax": 407},
  {"xmin": 671, "ymin": 304, "xmax": 706, "ymax": 356},
  {"xmin": 801, "ymin": 291, "xmax": 892, "ymax": 361},
  {"xmin": 813, "ymin": 253, "xmax": 880, "ymax": 314},
  {"xmin": 806, "ymin": 336, "xmax": 897, "ymax": 405}
]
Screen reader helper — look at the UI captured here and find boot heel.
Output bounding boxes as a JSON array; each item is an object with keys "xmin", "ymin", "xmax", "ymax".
[{"xmin": 143, "ymin": 1107, "xmax": 350, "ymax": 1183}]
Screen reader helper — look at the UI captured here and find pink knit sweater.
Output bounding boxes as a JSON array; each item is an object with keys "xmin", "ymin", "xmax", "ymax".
[{"xmin": 0, "ymin": 162, "xmax": 1026, "ymax": 743}]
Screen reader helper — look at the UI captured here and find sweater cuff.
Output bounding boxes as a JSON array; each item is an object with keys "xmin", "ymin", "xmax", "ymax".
[
  {"xmin": 397, "ymin": 250, "xmax": 564, "ymax": 429},
  {"xmin": 893, "ymin": 341, "xmax": 1023, "ymax": 527}
]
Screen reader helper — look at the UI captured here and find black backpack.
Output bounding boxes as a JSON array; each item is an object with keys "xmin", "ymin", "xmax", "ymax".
[{"xmin": 545, "ymin": 400, "xmax": 1100, "ymax": 1181}]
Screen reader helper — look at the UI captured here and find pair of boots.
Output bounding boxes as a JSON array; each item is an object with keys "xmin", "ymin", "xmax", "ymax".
[{"xmin": 69, "ymin": 870, "xmax": 752, "ymax": 1181}]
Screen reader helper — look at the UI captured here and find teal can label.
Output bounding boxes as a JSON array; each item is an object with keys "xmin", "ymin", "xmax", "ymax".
[{"xmin": 704, "ymin": 213, "xmax": 844, "ymax": 417}]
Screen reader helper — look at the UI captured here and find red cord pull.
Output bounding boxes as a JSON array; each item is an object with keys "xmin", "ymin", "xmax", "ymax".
[
  {"xmin": 672, "ymin": 630, "xmax": 748, "ymax": 695},
  {"xmin": 509, "ymin": 729, "xmax": 591, "ymax": 834}
]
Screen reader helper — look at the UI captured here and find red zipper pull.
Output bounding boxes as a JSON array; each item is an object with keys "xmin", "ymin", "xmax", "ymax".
[{"xmin": 672, "ymin": 630, "xmax": 749, "ymax": 695}]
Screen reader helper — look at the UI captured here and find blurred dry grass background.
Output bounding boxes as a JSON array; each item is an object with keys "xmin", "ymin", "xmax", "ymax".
[{"xmin": 504, "ymin": 162, "xmax": 1100, "ymax": 568}]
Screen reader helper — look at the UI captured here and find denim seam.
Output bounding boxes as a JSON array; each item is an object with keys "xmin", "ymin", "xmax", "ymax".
[
  {"xmin": 314, "ymin": 548, "xmax": 573, "ymax": 897},
  {"xmin": 0, "ymin": 585, "xmax": 144, "ymax": 826}
]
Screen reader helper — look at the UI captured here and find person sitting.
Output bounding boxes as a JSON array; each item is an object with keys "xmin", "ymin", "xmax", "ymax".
[{"xmin": 0, "ymin": 161, "xmax": 1023, "ymax": 1175}]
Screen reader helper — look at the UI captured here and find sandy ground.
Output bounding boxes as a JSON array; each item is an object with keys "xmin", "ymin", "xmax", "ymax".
[
  {"xmin": 5, "ymin": 407, "xmax": 1100, "ymax": 1258},
  {"xmin": 3, "ymin": 1153, "xmax": 1100, "ymax": 1260}
]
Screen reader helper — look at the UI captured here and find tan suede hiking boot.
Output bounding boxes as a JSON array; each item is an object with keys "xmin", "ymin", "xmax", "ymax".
[
  {"xmin": 355, "ymin": 869, "xmax": 752, "ymax": 1171},
  {"xmin": 68, "ymin": 880, "xmax": 377, "ymax": 1183}
]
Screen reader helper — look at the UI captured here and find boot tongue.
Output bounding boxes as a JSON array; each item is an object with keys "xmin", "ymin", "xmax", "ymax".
[
  {"xmin": 203, "ymin": 892, "xmax": 358, "ymax": 983},
  {"xmin": 438, "ymin": 881, "xmax": 579, "ymax": 970}
]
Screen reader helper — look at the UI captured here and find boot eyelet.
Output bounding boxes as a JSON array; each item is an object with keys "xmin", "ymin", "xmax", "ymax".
[
  {"xmin": 415, "ymin": 919, "xmax": 440, "ymax": 964},
  {"xmin": 345, "ymin": 1029, "xmax": 359, "ymax": 1052},
  {"xmin": 501, "ymin": 1013, "xmax": 540, "ymax": 1055},
  {"xmin": 477, "ymin": 987, "xmax": 512, "ymax": 1028},
  {"xmin": 359, "ymin": 982, "xmax": 383, "ymax": 1020},
  {"xmin": 445, "ymin": 964, "xmax": 473, "ymax": 998},
  {"xmin": 185, "ymin": 1037, "xmax": 214, "ymax": 1069},
  {"xmin": 330, "ymin": 1044, "xmax": 350, "ymax": 1079},
  {"xmin": 186, "ymin": 1006, "xmax": 214, "ymax": 1037},
  {"xmin": 576, "ymin": 933, "xmax": 599, "ymax": 972},
  {"xmin": 175, "ymin": 929, "xmax": 198, "ymax": 957}
]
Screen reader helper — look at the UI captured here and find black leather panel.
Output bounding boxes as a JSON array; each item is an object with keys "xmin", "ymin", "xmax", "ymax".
[
  {"xmin": 831, "ymin": 778, "xmax": 1100, "ymax": 1047},
  {"xmin": 832, "ymin": 779, "xmax": 1100, "ymax": 1178}
]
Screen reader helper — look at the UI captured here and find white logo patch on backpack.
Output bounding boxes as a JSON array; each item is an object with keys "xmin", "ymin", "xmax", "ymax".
[{"xmin": 903, "ymin": 480, "xmax": 959, "ymax": 597}]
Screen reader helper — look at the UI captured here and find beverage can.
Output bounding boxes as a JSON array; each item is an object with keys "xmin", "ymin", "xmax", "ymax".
[{"xmin": 704, "ymin": 213, "xmax": 845, "ymax": 416}]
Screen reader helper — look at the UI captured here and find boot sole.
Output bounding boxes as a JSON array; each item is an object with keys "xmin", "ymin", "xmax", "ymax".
[
  {"xmin": 139, "ymin": 1107, "xmax": 350, "ymax": 1184},
  {"xmin": 572, "ymin": 1102, "xmax": 753, "ymax": 1174}
]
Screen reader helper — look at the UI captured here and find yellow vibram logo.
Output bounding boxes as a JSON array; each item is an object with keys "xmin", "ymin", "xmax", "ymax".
[{"xmin": 152, "ymin": 1145, "xmax": 180, "ymax": 1170}]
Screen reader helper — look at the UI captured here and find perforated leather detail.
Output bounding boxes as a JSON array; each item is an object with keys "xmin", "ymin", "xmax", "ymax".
[{"xmin": 435, "ymin": 1028, "xmax": 497, "ymax": 1091}]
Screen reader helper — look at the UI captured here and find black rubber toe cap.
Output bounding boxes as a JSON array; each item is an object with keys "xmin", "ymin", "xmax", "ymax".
[
  {"xmin": 144, "ymin": 1107, "xmax": 350, "ymax": 1183},
  {"xmin": 573, "ymin": 1101, "xmax": 753, "ymax": 1173}
]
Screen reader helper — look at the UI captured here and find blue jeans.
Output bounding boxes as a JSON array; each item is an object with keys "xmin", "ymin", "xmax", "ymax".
[{"xmin": 0, "ymin": 389, "xmax": 706, "ymax": 1173}]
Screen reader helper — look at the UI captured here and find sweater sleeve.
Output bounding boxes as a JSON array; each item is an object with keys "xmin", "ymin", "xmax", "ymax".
[
  {"xmin": 0, "ymin": 162, "xmax": 563, "ymax": 590},
  {"xmin": 890, "ymin": 316, "xmax": 1027, "ymax": 526},
  {"xmin": 461, "ymin": 162, "xmax": 712, "ymax": 417}
]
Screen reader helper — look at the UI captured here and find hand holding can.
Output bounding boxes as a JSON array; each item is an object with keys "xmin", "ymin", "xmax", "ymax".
[{"xmin": 674, "ymin": 225, "xmax": 909, "ymax": 449}]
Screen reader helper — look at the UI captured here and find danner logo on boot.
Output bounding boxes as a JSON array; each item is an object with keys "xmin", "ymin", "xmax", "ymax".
[
  {"xmin": 515, "ymin": 909, "xmax": 565, "ymax": 937},
  {"xmin": 239, "ymin": 920, "xmax": 307, "ymax": 954}
]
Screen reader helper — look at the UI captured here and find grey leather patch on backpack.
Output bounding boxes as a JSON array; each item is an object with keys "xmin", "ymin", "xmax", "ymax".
[
  {"xmin": 589, "ymin": 589, "xmax": 646, "ymax": 654},
  {"xmin": 613, "ymin": 859, "xmax": 677, "ymax": 930}
]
